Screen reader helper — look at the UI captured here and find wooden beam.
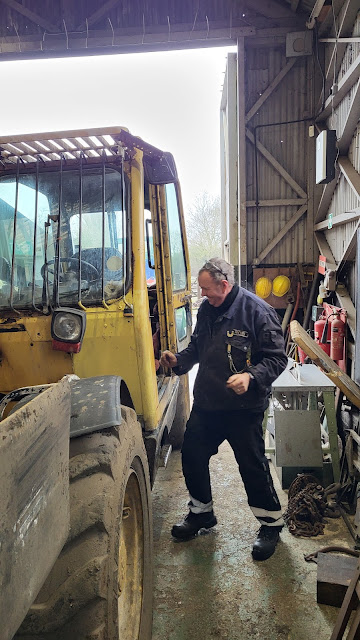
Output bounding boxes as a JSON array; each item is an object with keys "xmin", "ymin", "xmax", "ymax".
[
  {"xmin": 339, "ymin": 157, "xmax": 360, "ymax": 200},
  {"xmin": 336, "ymin": 284, "xmax": 356, "ymax": 339},
  {"xmin": 338, "ymin": 80, "xmax": 360, "ymax": 154},
  {"xmin": 314, "ymin": 231, "xmax": 337, "ymax": 270},
  {"xmin": 76, "ymin": 0, "xmax": 121, "ymax": 30},
  {"xmin": 0, "ymin": 0, "xmax": 58, "ymax": 32},
  {"xmin": 317, "ymin": 52, "xmax": 360, "ymax": 121},
  {"xmin": 314, "ymin": 209, "xmax": 360, "ymax": 231},
  {"xmin": 315, "ymin": 167, "xmax": 340, "ymax": 223},
  {"xmin": 245, "ymin": 58, "xmax": 297, "ymax": 124},
  {"xmin": 290, "ymin": 320, "xmax": 360, "ymax": 408},
  {"xmin": 246, "ymin": 198, "xmax": 307, "ymax": 207},
  {"xmin": 237, "ymin": 38, "xmax": 247, "ymax": 276},
  {"xmin": 221, "ymin": 53, "xmax": 239, "ymax": 272},
  {"xmin": 253, "ymin": 204, "xmax": 307, "ymax": 265},
  {"xmin": 337, "ymin": 220, "xmax": 360, "ymax": 272},
  {"xmin": 246, "ymin": 129, "xmax": 307, "ymax": 198},
  {"xmin": 0, "ymin": 25, "xmax": 256, "ymax": 59},
  {"xmin": 244, "ymin": 0, "xmax": 296, "ymax": 19}
]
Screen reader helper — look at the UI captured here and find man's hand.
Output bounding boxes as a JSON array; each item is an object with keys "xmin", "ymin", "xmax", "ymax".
[
  {"xmin": 226, "ymin": 373, "xmax": 251, "ymax": 395},
  {"xmin": 160, "ymin": 350, "xmax": 178, "ymax": 368}
]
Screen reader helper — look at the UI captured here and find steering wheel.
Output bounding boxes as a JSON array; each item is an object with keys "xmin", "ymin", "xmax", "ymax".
[{"xmin": 41, "ymin": 257, "xmax": 100, "ymax": 282}]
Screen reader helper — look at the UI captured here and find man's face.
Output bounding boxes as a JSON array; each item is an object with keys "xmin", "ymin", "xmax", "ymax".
[{"xmin": 198, "ymin": 270, "xmax": 229, "ymax": 307}]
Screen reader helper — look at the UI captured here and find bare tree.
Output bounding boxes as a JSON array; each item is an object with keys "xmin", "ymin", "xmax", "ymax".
[{"xmin": 186, "ymin": 192, "xmax": 222, "ymax": 276}]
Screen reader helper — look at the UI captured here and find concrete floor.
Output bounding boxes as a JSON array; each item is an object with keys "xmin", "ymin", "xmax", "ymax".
[{"xmin": 151, "ymin": 442, "xmax": 354, "ymax": 640}]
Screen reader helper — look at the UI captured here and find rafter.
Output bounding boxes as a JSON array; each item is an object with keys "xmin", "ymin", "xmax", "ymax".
[
  {"xmin": 246, "ymin": 129, "xmax": 307, "ymax": 198},
  {"xmin": 253, "ymin": 204, "xmax": 307, "ymax": 265}
]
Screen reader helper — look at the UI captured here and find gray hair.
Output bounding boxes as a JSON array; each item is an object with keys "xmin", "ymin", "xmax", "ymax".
[{"xmin": 198, "ymin": 257, "xmax": 235, "ymax": 285}]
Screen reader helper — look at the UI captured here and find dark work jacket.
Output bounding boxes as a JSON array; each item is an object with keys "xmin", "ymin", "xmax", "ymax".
[{"xmin": 174, "ymin": 287, "xmax": 288, "ymax": 411}]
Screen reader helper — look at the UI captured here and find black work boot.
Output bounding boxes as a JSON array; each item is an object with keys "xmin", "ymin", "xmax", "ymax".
[
  {"xmin": 252, "ymin": 525, "xmax": 282, "ymax": 561},
  {"xmin": 171, "ymin": 510, "xmax": 217, "ymax": 540}
]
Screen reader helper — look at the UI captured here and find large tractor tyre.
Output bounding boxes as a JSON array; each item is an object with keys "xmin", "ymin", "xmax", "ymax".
[
  {"xmin": 168, "ymin": 374, "xmax": 190, "ymax": 450},
  {"xmin": 16, "ymin": 406, "xmax": 153, "ymax": 640}
]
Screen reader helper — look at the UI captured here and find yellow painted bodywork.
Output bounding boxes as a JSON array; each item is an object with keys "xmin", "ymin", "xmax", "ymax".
[{"xmin": 0, "ymin": 136, "xmax": 191, "ymax": 432}]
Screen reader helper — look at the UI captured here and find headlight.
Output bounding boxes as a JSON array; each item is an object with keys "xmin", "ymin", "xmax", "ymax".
[
  {"xmin": 51, "ymin": 308, "xmax": 86, "ymax": 353},
  {"xmin": 53, "ymin": 313, "xmax": 82, "ymax": 341}
]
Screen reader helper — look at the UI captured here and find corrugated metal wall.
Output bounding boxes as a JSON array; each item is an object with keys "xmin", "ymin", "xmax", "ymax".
[{"xmin": 245, "ymin": 47, "xmax": 315, "ymax": 265}]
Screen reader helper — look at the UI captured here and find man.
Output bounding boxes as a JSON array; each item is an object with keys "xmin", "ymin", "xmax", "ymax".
[{"xmin": 160, "ymin": 258, "xmax": 288, "ymax": 561}]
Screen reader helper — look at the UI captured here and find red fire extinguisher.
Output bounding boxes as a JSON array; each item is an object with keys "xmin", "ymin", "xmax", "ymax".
[
  {"xmin": 314, "ymin": 315, "xmax": 331, "ymax": 356},
  {"xmin": 330, "ymin": 312, "xmax": 345, "ymax": 361}
]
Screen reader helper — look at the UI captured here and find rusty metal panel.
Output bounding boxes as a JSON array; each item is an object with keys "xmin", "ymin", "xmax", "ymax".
[
  {"xmin": 245, "ymin": 48, "xmax": 314, "ymax": 265},
  {"xmin": 0, "ymin": 380, "xmax": 71, "ymax": 640}
]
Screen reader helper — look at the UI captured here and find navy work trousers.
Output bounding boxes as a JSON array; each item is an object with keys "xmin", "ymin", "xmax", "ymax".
[{"xmin": 181, "ymin": 405, "xmax": 283, "ymax": 526}]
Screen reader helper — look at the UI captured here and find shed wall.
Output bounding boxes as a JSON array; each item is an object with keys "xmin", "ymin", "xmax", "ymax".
[{"xmin": 245, "ymin": 47, "xmax": 315, "ymax": 265}]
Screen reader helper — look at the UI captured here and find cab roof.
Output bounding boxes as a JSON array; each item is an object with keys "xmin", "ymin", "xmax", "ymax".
[{"xmin": 0, "ymin": 126, "xmax": 165, "ymax": 166}]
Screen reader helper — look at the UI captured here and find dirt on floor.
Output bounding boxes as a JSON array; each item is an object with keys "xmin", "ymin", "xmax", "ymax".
[{"xmin": 152, "ymin": 441, "xmax": 354, "ymax": 640}]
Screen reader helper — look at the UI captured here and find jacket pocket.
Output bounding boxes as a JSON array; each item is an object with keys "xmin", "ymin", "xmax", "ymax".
[{"xmin": 225, "ymin": 336, "xmax": 251, "ymax": 374}]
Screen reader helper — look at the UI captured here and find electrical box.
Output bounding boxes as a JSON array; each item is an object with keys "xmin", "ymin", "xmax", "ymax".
[
  {"xmin": 286, "ymin": 31, "xmax": 313, "ymax": 57},
  {"xmin": 316, "ymin": 130, "xmax": 337, "ymax": 184}
]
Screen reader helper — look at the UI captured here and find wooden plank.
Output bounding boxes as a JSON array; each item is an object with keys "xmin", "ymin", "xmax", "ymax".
[
  {"xmin": 290, "ymin": 320, "xmax": 360, "ymax": 409},
  {"xmin": 237, "ymin": 38, "xmax": 247, "ymax": 274},
  {"xmin": 0, "ymin": 0, "xmax": 58, "ymax": 32},
  {"xmin": 246, "ymin": 129, "xmax": 307, "ymax": 199},
  {"xmin": 339, "ymin": 157, "xmax": 360, "ymax": 200},
  {"xmin": 314, "ymin": 210, "xmax": 360, "ymax": 231},
  {"xmin": 314, "ymin": 231, "xmax": 337, "ymax": 270},
  {"xmin": 336, "ymin": 284, "xmax": 356, "ymax": 339},
  {"xmin": 315, "ymin": 167, "xmax": 340, "ymax": 224},
  {"xmin": 247, "ymin": 198, "xmax": 307, "ymax": 207},
  {"xmin": 253, "ymin": 204, "xmax": 307, "ymax": 265},
  {"xmin": 245, "ymin": 58, "xmax": 297, "ymax": 124},
  {"xmin": 306, "ymin": 124, "xmax": 316, "ymax": 263}
]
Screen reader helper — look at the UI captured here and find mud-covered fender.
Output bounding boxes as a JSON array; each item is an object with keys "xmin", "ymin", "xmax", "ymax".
[{"xmin": 70, "ymin": 376, "xmax": 124, "ymax": 438}]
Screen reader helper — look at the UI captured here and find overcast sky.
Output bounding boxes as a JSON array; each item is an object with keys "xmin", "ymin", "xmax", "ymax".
[{"xmin": 0, "ymin": 46, "xmax": 235, "ymax": 212}]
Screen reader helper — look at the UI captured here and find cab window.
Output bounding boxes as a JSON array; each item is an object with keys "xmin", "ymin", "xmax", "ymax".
[{"xmin": 165, "ymin": 183, "xmax": 186, "ymax": 291}]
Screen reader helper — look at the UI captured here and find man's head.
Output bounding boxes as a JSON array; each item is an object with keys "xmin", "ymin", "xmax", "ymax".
[{"xmin": 198, "ymin": 258, "xmax": 235, "ymax": 307}]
